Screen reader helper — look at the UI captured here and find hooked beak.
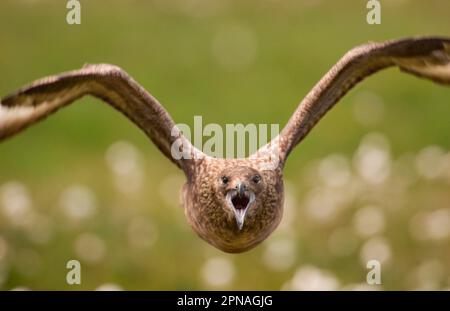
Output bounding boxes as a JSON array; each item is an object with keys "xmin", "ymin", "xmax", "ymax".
[
  {"xmin": 238, "ymin": 182, "xmax": 246, "ymax": 197},
  {"xmin": 226, "ymin": 183, "xmax": 255, "ymax": 231}
]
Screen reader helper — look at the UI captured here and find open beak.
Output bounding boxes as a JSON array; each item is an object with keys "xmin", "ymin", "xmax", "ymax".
[{"xmin": 226, "ymin": 183, "xmax": 255, "ymax": 231}]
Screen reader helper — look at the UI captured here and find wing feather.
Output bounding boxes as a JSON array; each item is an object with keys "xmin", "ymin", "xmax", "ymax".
[
  {"xmin": 0, "ymin": 64, "xmax": 201, "ymax": 174},
  {"xmin": 257, "ymin": 37, "xmax": 450, "ymax": 166}
]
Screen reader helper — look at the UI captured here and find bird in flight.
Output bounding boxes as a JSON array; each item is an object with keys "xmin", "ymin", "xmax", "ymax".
[{"xmin": 1, "ymin": 37, "xmax": 449, "ymax": 253}]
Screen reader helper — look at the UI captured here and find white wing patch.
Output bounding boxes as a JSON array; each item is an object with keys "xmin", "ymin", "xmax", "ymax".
[{"xmin": 0, "ymin": 99, "xmax": 61, "ymax": 139}]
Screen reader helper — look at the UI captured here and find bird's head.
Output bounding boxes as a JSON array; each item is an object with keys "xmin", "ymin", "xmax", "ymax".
[
  {"xmin": 216, "ymin": 166, "xmax": 265, "ymax": 231},
  {"xmin": 186, "ymin": 161, "xmax": 283, "ymax": 253}
]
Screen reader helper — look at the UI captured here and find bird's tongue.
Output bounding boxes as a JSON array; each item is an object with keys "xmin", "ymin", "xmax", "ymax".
[
  {"xmin": 232, "ymin": 195, "xmax": 249, "ymax": 210},
  {"xmin": 226, "ymin": 191, "xmax": 253, "ymax": 231},
  {"xmin": 235, "ymin": 202, "xmax": 245, "ymax": 209}
]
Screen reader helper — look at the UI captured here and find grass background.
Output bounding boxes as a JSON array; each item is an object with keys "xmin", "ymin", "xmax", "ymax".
[{"xmin": 0, "ymin": 0, "xmax": 449, "ymax": 290}]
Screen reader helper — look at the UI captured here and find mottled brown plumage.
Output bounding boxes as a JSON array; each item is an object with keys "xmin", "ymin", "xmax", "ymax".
[
  {"xmin": 1, "ymin": 37, "xmax": 449, "ymax": 253},
  {"xmin": 183, "ymin": 158, "xmax": 283, "ymax": 253}
]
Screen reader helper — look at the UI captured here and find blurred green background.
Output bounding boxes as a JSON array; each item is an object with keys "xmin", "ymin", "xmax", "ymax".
[{"xmin": 0, "ymin": 0, "xmax": 449, "ymax": 290}]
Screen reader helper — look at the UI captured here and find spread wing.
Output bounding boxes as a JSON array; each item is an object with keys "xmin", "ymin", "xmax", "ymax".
[
  {"xmin": 255, "ymin": 37, "xmax": 450, "ymax": 167},
  {"xmin": 0, "ymin": 64, "xmax": 203, "ymax": 175}
]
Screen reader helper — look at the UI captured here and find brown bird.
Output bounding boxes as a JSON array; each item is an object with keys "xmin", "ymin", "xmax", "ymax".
[{"xmin": 1, "ymin": 37, "xmax": 449, "ymax": 253}]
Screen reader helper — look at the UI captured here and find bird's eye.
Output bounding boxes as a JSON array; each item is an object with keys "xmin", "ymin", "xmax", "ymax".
[
  {"xmin": 221, "ymin": 176, "xmax": 229, "ymax": 184},
  {"xmin": 252, "ymin": 174, "xmax": 261, "ymax": 183}
]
